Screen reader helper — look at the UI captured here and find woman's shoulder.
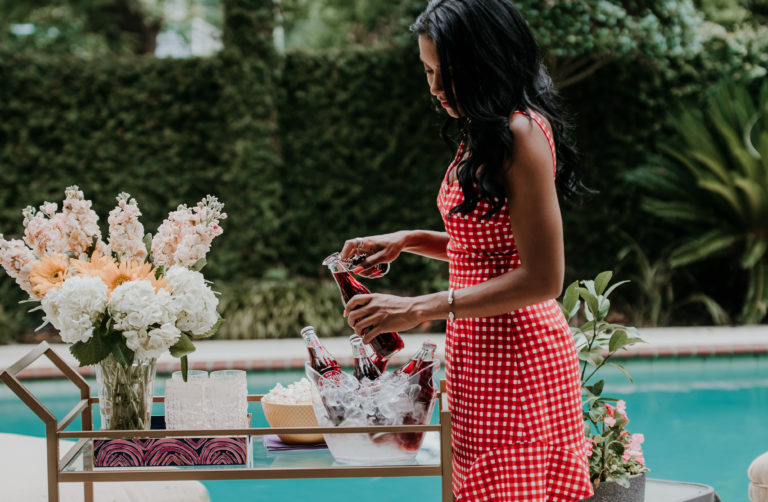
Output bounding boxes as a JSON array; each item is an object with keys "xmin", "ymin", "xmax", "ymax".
[
  {"xmin": 508, "ymin": 110, "xmax": 552, "ymax": 138},
  {"xmin": 506, "ymin": 110, "xmax": 555, "ymax": 173}
]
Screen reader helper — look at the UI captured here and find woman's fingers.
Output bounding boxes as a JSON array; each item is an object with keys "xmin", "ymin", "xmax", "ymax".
[
  {"xmin": 340, "ymin": 238, "xmax": 362, "ymax": 260},
  {"xmin": 343, "ymin": 294, "xmax": 373, "ymax": 318},
  {"xmin": 351, "ymin": 313, "xmax": 379, "ymax": 337}
]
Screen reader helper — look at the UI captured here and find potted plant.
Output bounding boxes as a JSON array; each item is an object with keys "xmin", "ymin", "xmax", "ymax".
[{"xmin": 560, "ymin": 271, "xmax": 650, "ymax": 501}]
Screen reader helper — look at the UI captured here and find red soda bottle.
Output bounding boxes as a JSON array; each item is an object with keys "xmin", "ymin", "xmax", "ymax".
[
  {"xmin": 349, "ymin": 334, "xmax": 381, "ymax": 381},
  {"xmin": 396, "ymin": 341, "xmax": 438, "ymax": 451},
  {"xmin": 323, "ymin": 253, "xmax": 404, "ymax": 361},
  {"xmin": 301, "ymin": 326, "xmax": 342, "ymax": 384},
  {"xmin": 301, "ymin": 326, "xmax": 346, "ymax": 425},
  {"xmin": 371, "ymin": 353, "xmax": 389, "ymax": 374}
]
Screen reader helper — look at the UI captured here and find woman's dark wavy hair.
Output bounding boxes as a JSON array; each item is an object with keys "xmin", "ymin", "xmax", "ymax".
[{"xmin": 411, "ymin": 0, "xmax": 579, "ymax": 217}]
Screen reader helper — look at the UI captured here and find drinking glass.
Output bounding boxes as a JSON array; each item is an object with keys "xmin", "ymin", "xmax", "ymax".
[
  {"xmin": 208, "ymin": 370, "xmax": 249, "ymax": 428},
  {"xmin": 165, "ymin": 371, "xmax": 210, "ymax": 430}
]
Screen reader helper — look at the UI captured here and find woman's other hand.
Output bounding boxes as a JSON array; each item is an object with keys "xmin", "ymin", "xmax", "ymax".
[
  {"xmin": 340, "ymin": 231, "xmax": 408, "ymax": 278},
  {"xmin": 343, "ymin": 293, "xmax": 422, "ymax": 342}
]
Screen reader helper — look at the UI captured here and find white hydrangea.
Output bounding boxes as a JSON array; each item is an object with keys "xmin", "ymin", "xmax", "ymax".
[
  {"xmin": 123, "ymin": 322, "xmax": 181, "ymax": 361},
  {"xmin": 108, "ymin": 280, "xmax": 180, "ymax": 360},
  {"xmin": 165, "ymin": 266, "xmax": 219, "ymax": 336},
  {"xmin": 40, "ymin": 276, "xmax": 108, "ymax": 344}
]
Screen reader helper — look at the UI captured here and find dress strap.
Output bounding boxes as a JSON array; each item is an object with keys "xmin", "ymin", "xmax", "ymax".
[
  {"xmin": 512, "ymin": 110, "xmax": 557, "ymax": 178},
  {"xmin": 443, "ymin": 141, "xmax": 466, "ymax": 183}
]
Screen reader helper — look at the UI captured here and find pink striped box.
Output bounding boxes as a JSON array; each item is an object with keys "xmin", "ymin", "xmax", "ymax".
[{"xmin": 93, "ymin": 415, "xmax": 252, "ymax": 467}]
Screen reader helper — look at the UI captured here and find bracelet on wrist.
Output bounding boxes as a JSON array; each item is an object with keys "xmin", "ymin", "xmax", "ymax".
[{"xmin": 447, "ymin": 288, "xmax": 455, "ymax": 322}]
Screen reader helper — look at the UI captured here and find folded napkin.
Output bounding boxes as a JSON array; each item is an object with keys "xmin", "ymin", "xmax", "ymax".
[{"xmin": 263, "ymin": 434, "xmax": 327, "ymax": 452}]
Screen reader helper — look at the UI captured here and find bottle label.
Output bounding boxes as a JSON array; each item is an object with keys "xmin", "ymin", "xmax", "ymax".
[{"xmin": 318, "ymin": 368, "xmax": 343, "ymax": 387}]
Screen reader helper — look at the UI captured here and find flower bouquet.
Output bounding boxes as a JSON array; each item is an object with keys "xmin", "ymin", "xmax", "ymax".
[
  {"xmin": 0, "ymin": 186, "xmax": 227, "ymax": 430},
  {"xmin": 560, "ymin": 272, "xmax": 649, "ymax": 499}
]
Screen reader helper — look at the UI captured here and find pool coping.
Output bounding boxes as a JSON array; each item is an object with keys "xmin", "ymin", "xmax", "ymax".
[{"xmin": 1, "ymin": 325, "xmax": 767, "ymax": 380}]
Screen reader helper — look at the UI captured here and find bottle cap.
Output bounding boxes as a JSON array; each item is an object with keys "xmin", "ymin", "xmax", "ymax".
[{"xmin": 300, "ymin": 326, "xmax": 316, "ymax": 337}]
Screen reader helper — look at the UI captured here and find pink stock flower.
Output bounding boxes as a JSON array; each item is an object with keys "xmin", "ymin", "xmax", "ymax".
[
  {"xmin": 604, "ymin": 403, "xmax": 615, "ymax": 417},
  {"xmin": 604, "ymin": 416, "xmax": 616, "ymax": 427},
  {"xmin": 151, "ymin": 196, "xmax": 227, "ymax": 269},
  {"xmin": 61, "ymin": 186, "xmax": 105, "ymax": 259},
  {"xmin": 22, "ymin": 186, "xmax": 105, "ymax": 260},
  {"xmin": 0, "ymin": 236, "xmax": 39, "ymax": 297},
  {"xmin": 107, "ymin": 193, "xmax": 147, "ymax": 262},
  {"xmin": 586, "ymin": 439, "xmax": 594, "ymax": 458}
]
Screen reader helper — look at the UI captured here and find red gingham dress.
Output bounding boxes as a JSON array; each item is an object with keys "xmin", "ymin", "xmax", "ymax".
[{"xmin": 438, "ymin": 111, "xmax": 593, "ymax": 501}]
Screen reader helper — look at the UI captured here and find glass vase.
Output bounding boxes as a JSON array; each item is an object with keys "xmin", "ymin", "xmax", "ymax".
[{"xmin": 95, "ymin": 354, "xmax": 156, "ymax": 430}]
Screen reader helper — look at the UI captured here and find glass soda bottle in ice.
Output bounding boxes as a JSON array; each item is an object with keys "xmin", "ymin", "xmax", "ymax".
[
  {"xmin": 300, "ymin": 326, "xmax": 346, "ymax": 425},
  {"xmin": 301, "ymin": 326, "xmax": 342, "ymax": 384},
  {"xmin": 322, "ymin": 252, "xmax": 404, "ymax": 361},
  {"xmin": 396, "ymin": 341, "xmax": 438, "ymax": 451},
  {"xmin": 349, "ymin": 334, "xmax": 381, "ymax": 381},
  {"xmin": 370, "ymin": 353, "xmax": 388, "ymax": 373}
]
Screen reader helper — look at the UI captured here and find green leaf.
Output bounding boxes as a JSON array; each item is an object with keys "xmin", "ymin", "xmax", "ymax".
[
  {"xmin": 561, "ymin": 280, "xmax": 579, "ymax": 321},
  {"xmin": 597, "ymin": 296, "xmax": 610, "ymax": 321},
  {"xmin": 578, "ymin": 287, "xmax": 599, "ymax": 320},
  {"xmin": 669, "ymin": 230, "xmax": 741, "ymax": 267},
  {"xmin": 170, "ymin": 332, "xmax": 197, "ymax": 358},
  {"xmin": 585, "ymin": 379, "xmax": 605, "ymax": 397},
  {"xmin": 70, "ymin": 331, "xmax": 112, "ymax": 366},
  {"xmin": 603, "ymin": 280, "xmax": 630, "ymax": 299},
  {"xmin": 608, "ymin": 441, "xmax": 625, "ymax": 456},
  {"xmin": 608, "ymin": 331, "xmax": 629, "ymax": 353},
  {"xmin": 143, "ymin": 233, "xmax": 153, "ymax": 261},
  {"xmin": 111, "ymin": 336, "xmax": 134, "ymax": 367},
  {"xmin": 594, "ymin": 271, "xmax": 612, "ymax": 296},
  {"xmin": 607, "ymin": 362, "xmax": 633, "ymax": 383},
  {"xmin": 191, "ymin": 257, "xmax": 207, "ymax": 272}
]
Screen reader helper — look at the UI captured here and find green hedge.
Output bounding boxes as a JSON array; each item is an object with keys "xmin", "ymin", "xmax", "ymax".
[
  {"xmin": 277, "ymin": 46, "xmax": 449, "ymax": 291},
  {"xmin": 1, "ymin": 1, "xmax": 766, "ymax": 341}
]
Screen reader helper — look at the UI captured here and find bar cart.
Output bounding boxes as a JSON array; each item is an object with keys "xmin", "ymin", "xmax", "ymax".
[{"xmin": 0, "ymin": 342, "xmax": 454, "ymax": 502}]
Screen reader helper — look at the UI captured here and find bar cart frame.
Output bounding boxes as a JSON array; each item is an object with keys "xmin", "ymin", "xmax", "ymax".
[{"xmin": 0, "ymin": 342, "xmax": 454, "ymax": 502}]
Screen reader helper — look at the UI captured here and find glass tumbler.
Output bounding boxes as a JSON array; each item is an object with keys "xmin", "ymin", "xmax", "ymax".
[
  {"xmin": 208, "ymin": 370, "xmax": 249, "ymax": 428},
  {"xmin": 165, "ymin": 371, "xmax": 210, "ymax": 430}
]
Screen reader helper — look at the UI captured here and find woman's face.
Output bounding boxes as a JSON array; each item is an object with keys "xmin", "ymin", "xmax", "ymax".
[{"xmin": 418, "ymin": 35, "xmax": 460, "ymax": 118}]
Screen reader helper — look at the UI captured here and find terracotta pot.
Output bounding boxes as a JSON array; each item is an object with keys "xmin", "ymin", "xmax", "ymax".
[{"xmin": 581, "ymin": 473, "xmax": 646, "ymax": 502}]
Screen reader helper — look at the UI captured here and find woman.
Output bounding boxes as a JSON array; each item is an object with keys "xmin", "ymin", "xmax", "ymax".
[{"xmin": 340, "ymin": 1, "xmax": 593, "ymax": 500}]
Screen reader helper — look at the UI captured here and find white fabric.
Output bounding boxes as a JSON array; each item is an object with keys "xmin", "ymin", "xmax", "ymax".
[
  {"xmin": 0, "ymin": 433, "xmax": 210, "ymax": 502},
  {"xmin": 750, "ymin": 451, "xmax": 768, "ymax": 501}
]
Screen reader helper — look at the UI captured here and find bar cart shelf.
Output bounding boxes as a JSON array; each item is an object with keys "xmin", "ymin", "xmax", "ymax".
[{"xmin": 0, "ymin": 342, "xmax": 454, "ymax": 502}]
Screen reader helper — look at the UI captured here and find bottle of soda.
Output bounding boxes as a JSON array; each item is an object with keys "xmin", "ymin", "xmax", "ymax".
[
  {"xmin": 300, "ymin": 326, "xmax": 346, "ymax": 425},
  {"xmin": 323, "ymin": 252, "xmax": 404, "ymax": 361},
  {"xmin": 349, "ymin": 334, "xmax": 381, "ymax": 381},
  {"xmin": 301, "ymin": 326, "xmax": 342, "ymax": 384},
  {"xmin": 393, "ymin": 342, "xmax": 430, "ymax": 376},
  {"xmin": 370, "ymin": 353, "xmax": 389, "ymax": 374},
  {"xmin": 396, "ymin": 341, "xmax": 438, "ymax": 451}
]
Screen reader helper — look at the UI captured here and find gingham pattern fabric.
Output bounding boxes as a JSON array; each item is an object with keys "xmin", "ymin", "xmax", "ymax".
[{"xmin": 437, "ymin": 111, "xmax": 593, "ymax": 501}]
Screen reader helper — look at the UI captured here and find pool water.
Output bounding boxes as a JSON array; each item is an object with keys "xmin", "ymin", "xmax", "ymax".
[{"xmin": 1, "ymin": 356, "xmax": 766, "ymax": 501}]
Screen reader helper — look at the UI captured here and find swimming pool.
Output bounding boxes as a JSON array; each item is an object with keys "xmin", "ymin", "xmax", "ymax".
[{"xmin": 1, "ymin": 356, "xmax": 765, "ymax": 501}]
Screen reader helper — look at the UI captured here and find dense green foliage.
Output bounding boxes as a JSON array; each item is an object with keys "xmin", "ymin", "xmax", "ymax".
[
  {"xmin": 1, "ymin": 0, "xmax": 767, "ymax": 341},
  {"xmin": 628, "ymin": 82, "xmax": 768, "ymax": 323}
]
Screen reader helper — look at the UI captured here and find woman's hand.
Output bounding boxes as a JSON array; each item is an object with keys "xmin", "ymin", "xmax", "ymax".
[
  {"xmin": 340, "ymin": 231, "xmax": 409, "ymax": 278},
  {"xmin": 343, "ymin": 293, "xmax": 422, "ymax": 343}
]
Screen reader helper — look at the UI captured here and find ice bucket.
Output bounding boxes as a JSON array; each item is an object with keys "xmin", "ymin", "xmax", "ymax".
[{"xmin": 304, "ymin": 360, "xmax": 439, "ymax": 464}]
